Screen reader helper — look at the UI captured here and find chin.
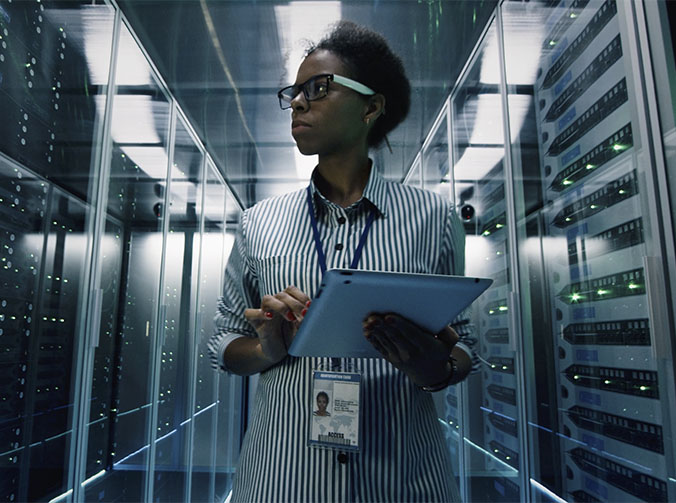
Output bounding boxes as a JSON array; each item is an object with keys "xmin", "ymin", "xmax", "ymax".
[{"xmin": 295, "ymin": 144, "xmax": 318, "ymax": 156}]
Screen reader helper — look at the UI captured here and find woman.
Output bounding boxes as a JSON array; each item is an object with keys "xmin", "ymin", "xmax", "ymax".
[
  {"xmin": 313, "ymin": 391, "xmax": 331, "ymax": 417},
  {"xmin": 209, "ymin": 20, "xmax": 474, "ymax": 502}
]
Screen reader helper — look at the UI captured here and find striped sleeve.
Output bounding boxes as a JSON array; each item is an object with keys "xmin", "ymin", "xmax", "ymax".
[{"xmin": 207, "ymin": 211, "xmax": 260, "ymax": 373}]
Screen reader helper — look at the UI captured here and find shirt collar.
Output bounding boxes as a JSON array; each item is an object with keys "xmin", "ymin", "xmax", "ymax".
[{"xmin": 309, "ymin": 162, "xmax": 389, "ymax": 218}]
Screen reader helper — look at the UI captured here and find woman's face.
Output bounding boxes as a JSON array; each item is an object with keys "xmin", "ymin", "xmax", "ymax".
[
  {"xmin": 317, "ymin": 394, "xmax": 328, "ymax": 411},
  {"xmin": 290, "ymin": 50, "xmax": 370, "ymax": 156}
]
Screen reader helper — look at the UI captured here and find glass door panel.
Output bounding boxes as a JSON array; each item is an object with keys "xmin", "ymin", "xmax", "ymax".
[
  {"xmin": 503, "ymin": 0, "xmax": 675, "ymax": 501},
  {"xmin": 153, "ymin": 113, "xmax": 203, "ymax": 501},
  {"xmin": 190, "ymin": 161, "xmax": 226, "ymax": 502},
  {"xmin": 83, "ymin": 22, "xmax": 172, "ymax": 502},
  {"xmin": 214, "ymin": 187, "xmax": 243, "ymax": 500},
  {"xmin": 0, "ymin": 1, "xmax": 115, "ymax": 501},
  {"xmin": 451, "ymin": 21, "xmax": 523, "ymax": 502},
  {"xmin": 422, "ymin": 106, "xmax": 452, "ymax": 200}
]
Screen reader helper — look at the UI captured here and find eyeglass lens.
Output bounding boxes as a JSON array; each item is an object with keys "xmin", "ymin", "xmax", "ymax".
[{"xmin": 278, "ymin": 75, "xmax": 330, "ymax": 109}]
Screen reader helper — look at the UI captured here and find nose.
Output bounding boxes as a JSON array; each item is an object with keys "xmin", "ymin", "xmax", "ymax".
[{"xmin": 290, "ymin": 91, "xmax": 309, "ymax": 112}]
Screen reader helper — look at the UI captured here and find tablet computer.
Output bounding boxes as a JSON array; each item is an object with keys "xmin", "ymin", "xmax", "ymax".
[{"xmin": 288, "ymin": 269, "xmax": 493, "ymax": 358}]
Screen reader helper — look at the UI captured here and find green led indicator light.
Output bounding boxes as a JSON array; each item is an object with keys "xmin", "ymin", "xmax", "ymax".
[
  {"xmin": 586, "ymin": 164, "xmax": 595, "ymax": 170},
  {"xmin": 597, "ymin": 289, "xmax": 610, "ymax": 296},
  {"xmin": 563, "ymin": 179, "xmax": 573, "ymax": 186}
]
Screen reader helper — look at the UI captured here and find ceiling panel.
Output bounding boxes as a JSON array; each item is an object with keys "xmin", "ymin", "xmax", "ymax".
[{"xmin": 116, "ymin": 0, "xmax": 497, "ymax": 208}]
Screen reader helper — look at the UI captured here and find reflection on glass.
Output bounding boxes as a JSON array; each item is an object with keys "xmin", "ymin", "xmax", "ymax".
[
  {"xmin": 152, "ymin": 114, "xmax": 203, "ymax": 501},
  {"xmin": 83, "ymin": 22, "xmax": 171, "ymax": 502},
  {"xmin": 452, "ymin": 23, "xmax": 522, "ymax": 502},
  {"xmin": 404, "ymin": 156, "xmax": 422, "ymax": 188},
  {"xmin": 214, "ymin": 198, "xmax": 243, "ymax": 499},
  {"xmin": 422, "ymin": 109, "xmax": 452, "ymax": 199},
  {"xmin": 190, "ymin": 162, "xmax": 226, "ymax": 502},
  {"xmin": 504, "ymin": 0, "xmax": 674, "ymax": 501},
  {"xmin": 0, "ymin": 1, "xmax": 115, "ymax": 501}
]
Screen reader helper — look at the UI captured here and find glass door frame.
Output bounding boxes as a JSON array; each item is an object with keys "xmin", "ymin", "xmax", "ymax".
[{"xmin": 58, "ymin": 4, "xmax": 245, "ymax": 502}]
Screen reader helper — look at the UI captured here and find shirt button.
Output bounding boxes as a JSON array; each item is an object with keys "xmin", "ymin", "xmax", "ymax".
[
  {"xmin": 337, "ymin": 452, "xmax": 349, "ymax": 464},
  {"xmin": 337, "ymin": 216, "xmax": 346, "ymax": 225},
  {"xmin": 335, "ymin": 243, "xmax": 344, "ymax": 251}
]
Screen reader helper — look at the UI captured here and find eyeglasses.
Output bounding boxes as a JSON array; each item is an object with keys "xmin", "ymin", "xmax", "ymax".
[{"xmin": 277, "ymin": 73, "xmax": 375, "ymax": 110}]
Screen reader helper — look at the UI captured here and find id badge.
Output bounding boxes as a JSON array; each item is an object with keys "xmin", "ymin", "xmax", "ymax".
[{"xmin": 309, "ymin": 370, "xmax": 361, "ymax": 451}]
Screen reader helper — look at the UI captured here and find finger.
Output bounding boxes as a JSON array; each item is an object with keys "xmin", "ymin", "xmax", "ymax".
[
  {"xmin": 435, "ymin": 325, "xmax": 459, "ymax": 349},
  {"xmin": 260, "ymin": 294, "xmax": 296, "ymax": 320},
  {"xmin": 381, "ymin": 315, "xmax": 419, "ymax": 356},
  {"xmin": 363, "ymin": 312, "xmax": 385, "ymax": 330},
  {"xmin": 274, "ymin": 290, "xmax": 309, "ymax": 321},
  {"xmin": 370, "ymin": 329, "xmax": 403, "ymax": 363},
  {"xmin": 365, "ymin": 329, "xmax": 391, "ymax": 359},
  {"xmin": 244, "ymin": 308, "xmax": 272, "ymax": 322},
  {"xmin": 283, "ymin": 285, "xmax": 311, "ymax": 305}
]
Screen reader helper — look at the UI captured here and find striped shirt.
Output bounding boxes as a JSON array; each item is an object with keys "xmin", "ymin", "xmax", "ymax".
[{"xmin": 209, "ymin": 166, "xmax": 468, "ymax": 502}]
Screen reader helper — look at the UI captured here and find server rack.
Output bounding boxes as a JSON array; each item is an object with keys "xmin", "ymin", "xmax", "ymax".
[
  {"xmin": 0, "ymin": 1, "xmax": 244, "ymax": 501},
  {"xmin": 414, "ymin": 1, "xmax": 676, "ymax": 502},
  {"xmin": 529, "ymin": 1, "xmax": 673, "ymax": 501}
]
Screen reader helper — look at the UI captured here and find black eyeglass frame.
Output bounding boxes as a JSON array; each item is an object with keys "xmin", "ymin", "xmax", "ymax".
[{"xmin": 277, "ymin": 73, "xmax": 376, "ymax": 110}]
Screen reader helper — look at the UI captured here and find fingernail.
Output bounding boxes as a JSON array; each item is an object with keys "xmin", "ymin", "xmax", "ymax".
[
  {"xmin": 301, "ymin": 308, "xmax": 308, "ymax": 317},
  {"xmin": 286, "ymin": 311, "xmax": 296, "ymax": 322},
  {"xmin": 264, "ymin": 311, "xmax": 273, "ymax": 319},
  {"xmin": 306, "ymin": 300, "xmax": 312, "ymax": 308}
]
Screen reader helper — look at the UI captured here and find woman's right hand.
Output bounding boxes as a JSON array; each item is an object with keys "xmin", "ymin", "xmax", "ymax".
[{"xmin": 244, "ymin": 286, "xmax": 311, "ymax": 365}]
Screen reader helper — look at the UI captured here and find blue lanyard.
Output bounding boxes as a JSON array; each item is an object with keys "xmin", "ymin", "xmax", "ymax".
[{"xmin": 306, "ymin": 185, "xmax": 376, "ymax": 276}]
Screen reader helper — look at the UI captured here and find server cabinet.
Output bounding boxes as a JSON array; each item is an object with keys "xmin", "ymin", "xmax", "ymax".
[
  {"xmin": 0, "ymin": 1, "xmax": 116, "ymax": 501},
  {"xmin": 501, "ymin": 0, "xmax": 676, "ymax": 501},
  {"xmin": 0, "ymin": 1, "xmax": 244, "ymax": 501}
]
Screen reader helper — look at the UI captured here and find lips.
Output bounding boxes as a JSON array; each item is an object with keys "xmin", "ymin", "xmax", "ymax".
[{"xmin": 292, "ymin": 120, "xmax": 311, "ymax": 132}]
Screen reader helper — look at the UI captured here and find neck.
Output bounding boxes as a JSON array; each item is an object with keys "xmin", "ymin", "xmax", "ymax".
[{"xmin": 314, "ymin": 151, "xmax": 372, "ymax": 208}]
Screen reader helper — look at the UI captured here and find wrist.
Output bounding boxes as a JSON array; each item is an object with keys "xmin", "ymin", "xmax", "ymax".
[{"xmin": 418, "ymin": 356, "xmax": 458, "ymax": 392}]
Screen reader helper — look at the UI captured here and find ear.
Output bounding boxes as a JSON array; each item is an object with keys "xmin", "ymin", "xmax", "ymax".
[{"xmin": 363, "ymin": 93, "xmax": 386, "ymax": 125}]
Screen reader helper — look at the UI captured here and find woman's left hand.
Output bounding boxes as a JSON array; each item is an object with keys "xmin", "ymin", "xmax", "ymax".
[{"xmin": 363, "ymin": 313, "xmax": 458, "ymax": 387}]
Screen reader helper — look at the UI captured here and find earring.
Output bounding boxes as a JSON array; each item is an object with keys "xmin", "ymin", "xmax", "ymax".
[{"xmin": 365, "ymin": 117, "xmax": 371, "ymax": 125}]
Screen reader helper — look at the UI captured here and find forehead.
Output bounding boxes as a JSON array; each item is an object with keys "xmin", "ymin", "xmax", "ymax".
[{"xmin": 295, "ymin": 50, "xmax": 351, "ymax": 84}]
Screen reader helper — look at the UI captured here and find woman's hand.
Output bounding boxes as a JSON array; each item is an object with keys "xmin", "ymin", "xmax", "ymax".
[
  {"xmin": 244, "ymin": 286, "xmax": 311, "ymax": 366},
  {"xmin": 363, "ymin": 313, "xmax": 460, "ymax": 387}
]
